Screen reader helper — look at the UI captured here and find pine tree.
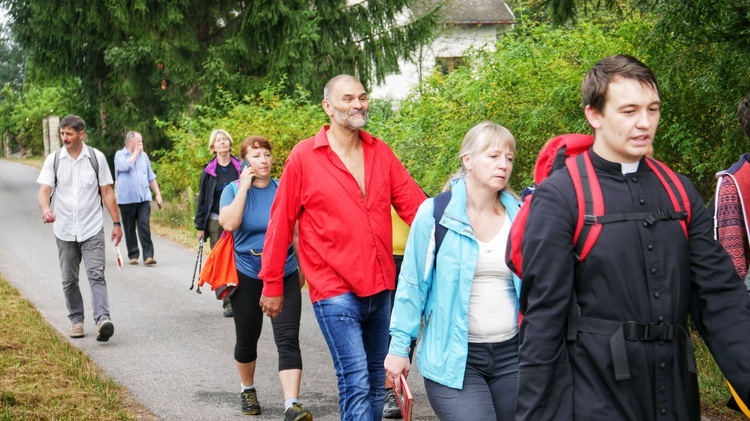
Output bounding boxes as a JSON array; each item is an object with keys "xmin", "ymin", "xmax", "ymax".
[{"xmin": 0, "ymin": 0, "xmax": 440, "ymax": 150}]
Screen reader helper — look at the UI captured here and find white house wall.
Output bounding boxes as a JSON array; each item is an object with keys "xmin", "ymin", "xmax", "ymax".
[{"xmin": 370, "ymin": 25, "xmax": 499, "ymax": 101}]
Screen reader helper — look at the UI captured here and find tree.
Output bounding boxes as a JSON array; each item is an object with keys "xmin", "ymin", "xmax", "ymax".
[
  {"xmin": 1, "ymin": 0, "xmax": 440, "ymax": 153},
  {"xmin": 0, "ymin": 22, "xmax": 25, "ymax": 91},
  {"xmin": 514, "ymin": 0, "xmax": 647, "ymax": 25}
]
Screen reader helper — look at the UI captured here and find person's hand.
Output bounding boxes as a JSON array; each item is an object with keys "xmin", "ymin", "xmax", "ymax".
[
  {"xmin": 111, "ymin": 226, "xmax": 123, "ymax": 246},
  {"xmin": 384, "ymin": 354, "xmax": 411, "ymax": 394},
  {"xmin": 260, "ymin": 295, "xmax": 284, "ymax": 318},
  {"xmin": 42, "ymin": 208, "xmax": 56, "ymax": 223},
  {"xmin": 298, "ymin": 270, "xmax": 306, "ymax": 289},
  {"xmin": 197, "ymin": 230, "xmax": 205, "ymax": 240},
  {"xmin": 155, "ymin": 194, "xmax": 163, "ymax": 207},
  {"xmin": 239, "ymin": 166, "xmax": 255, "ymax": 191},
  {"xmin": 134, "ymin": 141, "xmax": 144, "ymax": 155}
]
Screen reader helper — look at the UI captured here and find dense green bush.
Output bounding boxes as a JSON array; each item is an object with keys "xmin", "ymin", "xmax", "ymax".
[
  {"xmin": 152, "ymin": 83, "xmax": 325, "ymax": 200},
  {"xmin": 0, "ymin": 81, "xmax": 78, "ymax": 156},
  {"xmin": 370, "ymin": 19, "xmax": 648, "ymax": 196},
  {"xmin": 370, "ymin": 14, "xmax": 750, "ymax": 200}
]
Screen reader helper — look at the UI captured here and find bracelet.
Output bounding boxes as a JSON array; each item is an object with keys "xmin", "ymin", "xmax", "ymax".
[{"xmin": 113, "ymin": 222, "xmax": 122, "ymax": 227}]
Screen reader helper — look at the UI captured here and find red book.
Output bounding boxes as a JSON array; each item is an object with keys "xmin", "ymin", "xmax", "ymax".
[{"xmin": 394, "ymin": 374, "xmax": 413, "ymax": 421}]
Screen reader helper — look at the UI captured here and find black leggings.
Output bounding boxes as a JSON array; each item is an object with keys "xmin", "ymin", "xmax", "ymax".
[{"xmin": 230, "ymin": 270, "xmax": 302, "ymax": 371}]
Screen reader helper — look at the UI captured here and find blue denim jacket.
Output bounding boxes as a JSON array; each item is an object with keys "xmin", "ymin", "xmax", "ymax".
[{"xmin": 388, "ymin": 178, "xmax": 521, "ymax": 389}]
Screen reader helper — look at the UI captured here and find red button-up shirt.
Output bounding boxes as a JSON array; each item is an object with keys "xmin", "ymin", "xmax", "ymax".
[{"xmin": 260, "ymin": 126, "xmax": 426, "ymax": 302}]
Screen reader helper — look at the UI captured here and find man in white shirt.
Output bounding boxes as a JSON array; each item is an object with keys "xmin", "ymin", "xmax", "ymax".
[{"xmin": 37, "ymin": 115, "xmax": 123, "ymax": 342}]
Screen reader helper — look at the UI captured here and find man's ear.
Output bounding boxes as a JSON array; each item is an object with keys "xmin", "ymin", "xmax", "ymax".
[
  {"xmin": 584, "ymin": 105, "xmax": 602, "ymax": 130},
  {"xmin": 321, "ymin": 99, "xmax": 333, "ymax": 116},
  {"xmin": 79, "ymin": 130, "xmax": 86, "ymax": 140}
]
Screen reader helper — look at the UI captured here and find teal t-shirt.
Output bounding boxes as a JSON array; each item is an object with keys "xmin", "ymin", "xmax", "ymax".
[{"xmin": 219, "ymin": 180, "xmax": 297, "ymax": 278}]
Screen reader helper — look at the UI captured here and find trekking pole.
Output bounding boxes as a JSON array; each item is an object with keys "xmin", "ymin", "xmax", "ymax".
[
  {"xmin": 190, "ymin": 238, "xmax": 204, "ymax": 293},
  {"xmin": 196, "ymin": 239, "xmax": 203, "ymax": 294}
]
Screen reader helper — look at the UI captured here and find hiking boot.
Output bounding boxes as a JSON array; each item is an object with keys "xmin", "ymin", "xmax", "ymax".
[
  {"xmin": 382, "ymin": 388, "xmax": 402, "ymax": 419},
  {"xmin": 129, "ymin": 258, "xmax": 139, "ymax": 265},
  {"xmin": 144, "ymin": 257, "xmax": 157, "ymax": 266},
  {"xmin": 223, "ymin": 308, "xmax": 234, "ymax": 318},
  {"xmin": 284, "ymin": 402, "xmax": 312, "ymax": 421},
  {"xmin": 96, "ymin": 320, "xmax": 114, "ymax": 342},
  {"xmin": 70, "ymin": 322, "xmax": 85, "ymax": 338},
  {"xmin": 240, "ymin": 388, "xmax": 261, "ymax": 415}
]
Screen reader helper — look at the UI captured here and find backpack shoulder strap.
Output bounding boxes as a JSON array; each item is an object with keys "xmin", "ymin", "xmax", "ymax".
[
  {"xmin": 87, "ymin": 145, "xmax": 99, "ymax": 180},
  {"xmin": 53, "ymin": 148, "xmax": 62, "ymax": 188},
  {"xmin": 432, "ymin": 191, "xmax": 452, "ymax": 266},
  {"xmin": 645, "ymin": 158, "xmax": 690, "ymax": 238},
  {"xmin": 87, "ymin": 146, "xmax": 103, "ymax": 205},
  {"xmin": 507, "ymin": 194, "xmax": 532, "ymax": 278},
  {"xmin": 566, "ymin": 153, "xmax": 604, "ymax": 262},
  {"xmin": 50, "ymin": 148, "xmax": 63, "ymax": 205}
]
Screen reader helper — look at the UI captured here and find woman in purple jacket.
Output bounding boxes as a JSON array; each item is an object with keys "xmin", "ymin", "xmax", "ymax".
[{"xmin": 194, "ymin": 128, "xmax": 241, "ymax": 317}]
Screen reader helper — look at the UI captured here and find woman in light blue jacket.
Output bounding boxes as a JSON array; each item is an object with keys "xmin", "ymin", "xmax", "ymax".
[{"xmin": 384, "ymin": 121, "xmax": 522, "ymax": 420}]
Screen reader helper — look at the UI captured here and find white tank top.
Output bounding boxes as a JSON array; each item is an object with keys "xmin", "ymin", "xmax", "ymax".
[{"xmin": 468, "ymin": 212, "xmax": 518, "ymax": 343}]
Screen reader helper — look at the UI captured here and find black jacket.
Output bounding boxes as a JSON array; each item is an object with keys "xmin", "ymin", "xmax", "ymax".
[
  {"xmin": 194, "ymin": 156, "xmax": 241, "ymax": 231},
  {"xmin": 517, "ymin": 151, "xmax": 750, "ymax": 420}
]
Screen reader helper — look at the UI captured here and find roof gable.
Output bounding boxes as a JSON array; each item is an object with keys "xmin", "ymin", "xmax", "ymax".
[{"xmin": 413, "ymin": 0, "xmax": 516, "ymax": 25}]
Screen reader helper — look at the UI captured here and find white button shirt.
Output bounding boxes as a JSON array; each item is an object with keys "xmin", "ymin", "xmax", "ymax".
[{"xmin": 37, "ymin": 144, "xmax": 114, "ymax": 242}]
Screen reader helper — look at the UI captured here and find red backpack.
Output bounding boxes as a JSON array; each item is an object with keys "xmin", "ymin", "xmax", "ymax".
[{"xmin": 506, "ymin": 134, "xmax": 691, "ymax": 279}]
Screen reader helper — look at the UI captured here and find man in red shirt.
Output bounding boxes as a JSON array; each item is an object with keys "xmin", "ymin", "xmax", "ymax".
[{"xmin": 260, "ymin": 74, "xmax": 425, "ymax": 420}]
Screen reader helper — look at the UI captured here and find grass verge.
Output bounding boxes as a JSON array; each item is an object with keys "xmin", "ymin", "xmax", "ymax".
[
  {"xmin": 0, "ymin": 274, "xmax": 157, "ymax": 420},
  {"xmin": 693, "ymin": 329, "xmax": 746, "ymax": 420}
]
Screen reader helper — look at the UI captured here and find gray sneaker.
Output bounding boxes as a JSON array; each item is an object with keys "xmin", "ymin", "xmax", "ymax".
[
  {"xmin": 70, "ymin": 322, "xmax": 85, "ymax": 338},
  {"xmin": 382, "ymin": 388, "xmax": 402, "ymax": 419},
  {"xmin": 284, "ymin": 402, "xmax": 312, "ymax": 421},
  {"xmin": 96, "ymin": 320, "xmax": 114, "ymax": 342},
  {"xmin": 240, "ymin": 388, "xmax": 261, "ymax": 415}
]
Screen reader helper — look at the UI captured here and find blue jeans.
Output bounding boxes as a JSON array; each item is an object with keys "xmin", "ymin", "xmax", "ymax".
[{"xmin": 313, "ymin": 290, "xmax": 391, "ymax": 421}]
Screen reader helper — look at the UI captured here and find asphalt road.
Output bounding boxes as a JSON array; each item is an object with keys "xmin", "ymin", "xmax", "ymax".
[{"xmin": 0, "ymin": 158, "xmax": 437, "ymax": 421}]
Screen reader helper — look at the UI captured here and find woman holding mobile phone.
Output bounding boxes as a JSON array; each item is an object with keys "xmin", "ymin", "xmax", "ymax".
[{"xmin": 219, "ymin": 136, "xmax": 312, "ymax": 421}]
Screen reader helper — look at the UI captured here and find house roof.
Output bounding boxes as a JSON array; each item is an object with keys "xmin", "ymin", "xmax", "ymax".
[{"xmin": 412, "ymin": 0, "xmax": 516, "ymax": 25}]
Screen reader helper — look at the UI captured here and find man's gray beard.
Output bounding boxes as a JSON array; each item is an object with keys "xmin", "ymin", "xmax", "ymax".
[{"xmin": 335, "ymin": 109, "xmax": 368, "ymax": 129}]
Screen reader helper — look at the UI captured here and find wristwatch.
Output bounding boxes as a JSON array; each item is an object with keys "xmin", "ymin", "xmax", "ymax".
[{"xmin": 113, "ymin": 222, "xmax": 122, "ymax": 227}]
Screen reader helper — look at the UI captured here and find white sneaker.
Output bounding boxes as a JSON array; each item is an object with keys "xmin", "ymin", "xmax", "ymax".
[{"xmin": 70, "ymin": 322, "xmax": 84, "ymax": 338}]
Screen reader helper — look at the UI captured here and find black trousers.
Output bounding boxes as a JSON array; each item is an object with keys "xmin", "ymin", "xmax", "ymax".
[
  {"xmin": 118, "ymin": 201, "xmax": 154, "ymax": 260},
  {"xmin": 230, "ymin": 270, "xmax": 302, "ymax": 371}
]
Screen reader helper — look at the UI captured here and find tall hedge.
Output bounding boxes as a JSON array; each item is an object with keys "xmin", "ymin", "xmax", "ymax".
[
  {"xmin": 152, "ymin": 86, "xmax": 325, "ymax": 199},
  {"xmin": 155, "ymin": 14, "xmax": 750, "ymax": 203},
  {"xmin": 368, "ymin": 18, "xmax": 649, "ymax": 196}
]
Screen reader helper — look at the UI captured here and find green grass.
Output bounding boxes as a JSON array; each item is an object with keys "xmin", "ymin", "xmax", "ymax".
[
  {"xmin": 0, "ymin": 275, "xmax": 157, "ymax": 420},
  {"xmin": 693, "ymin": 330, "xmax": 746, "ymax": 420}
]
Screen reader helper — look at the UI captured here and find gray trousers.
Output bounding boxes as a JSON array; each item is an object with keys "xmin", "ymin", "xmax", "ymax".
[{"xmin": 56, "ymin": 229, "xmax": 110, "ymax": 324}]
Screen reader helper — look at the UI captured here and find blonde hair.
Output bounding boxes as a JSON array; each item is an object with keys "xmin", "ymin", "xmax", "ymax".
[
  {"xmin": 208, "ymin": 129, "xmax": 234, "ymax": 153},
  {"xmin": 443, "ymin": 121, "xmax": 517, "ymax": 198}
]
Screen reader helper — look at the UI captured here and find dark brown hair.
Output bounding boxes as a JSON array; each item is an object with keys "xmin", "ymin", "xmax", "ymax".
[
  {"xmin": 582, "ymin": 55, "xmax": 658, "ymax": 113},
  {"xmin": 60, "ymin": 115, "xmax": 86, "ymax": 132},
  {"xmin": 240, "ymin": 135, "xmax": 272, "ymax": 159}
]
